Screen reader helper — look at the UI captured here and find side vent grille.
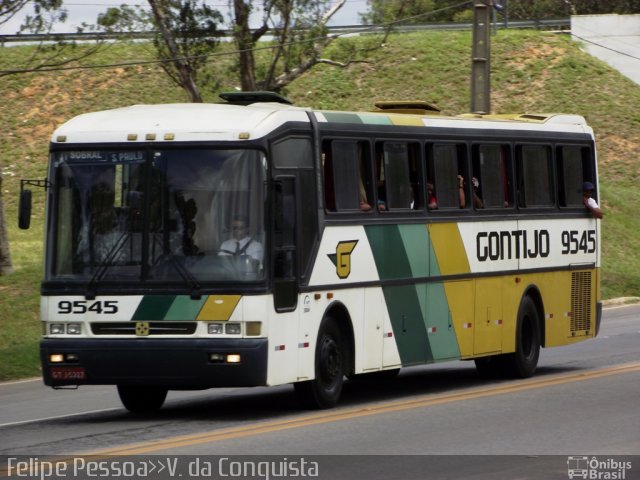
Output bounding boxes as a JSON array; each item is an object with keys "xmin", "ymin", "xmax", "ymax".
[{"xmin": 570, "ymin": 271, "xmax": 592, "ymax": 335}]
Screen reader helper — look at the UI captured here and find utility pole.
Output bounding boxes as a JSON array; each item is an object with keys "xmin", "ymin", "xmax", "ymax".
[{"xmin": 470, "ymin": 1, "xmax": 491, "ymax": 114}]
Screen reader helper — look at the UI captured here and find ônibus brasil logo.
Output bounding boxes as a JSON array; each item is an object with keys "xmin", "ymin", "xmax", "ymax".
[{"xmin": 567, "ymin": 456, "xmax": 632, "ymax": 479}]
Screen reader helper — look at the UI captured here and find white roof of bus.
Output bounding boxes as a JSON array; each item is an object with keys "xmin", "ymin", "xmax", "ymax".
[
  {"xmin": 51, "ymin": 102, "xmax": 593, "ymax": 144},
  {"xmin": 51, "ymin": 102, "xmax": 311, "ymax": 143}
]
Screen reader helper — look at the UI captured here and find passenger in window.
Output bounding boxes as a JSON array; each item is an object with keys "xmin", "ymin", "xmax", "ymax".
[
  {"xmin": 583, "ymin": 182, "xmax": 603, "ymax": 219},
  {"xmin": 427, "ymin": 183, "xmax": 438, "ymax": 209},
  {"xmin": 377, "ymin": 180, "xmax": 387, "ymax": 211},
  {"xmin": 471, "ymin": 177, "xmax": 484, "ymax": 209},
  {"xmin": 359, "ymin": 178, "xmax": 372, "ymax": 211},
  {"xmin": 458, "ymin": 175, "xmax": 466, "ymax": 208},
  {"xmin": 89, "ymin": 182, "xmax": 122, "ymax": 263},
  {"xmin": 175, "ymin": 194, "xmax": 199, "ymax": 255}
]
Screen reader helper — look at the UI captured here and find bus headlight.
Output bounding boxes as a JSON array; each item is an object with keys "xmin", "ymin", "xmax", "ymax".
[
  {"xmin": 224, "ymin": 323, "xmax": 241, "ymax": 335},
  {"xmin": 50, "ymin": 324, "xmax": 65, "ymax": 335},
  {"xmin": 208, "ymin": 323, "xmax": 223, "ymax": 335},
  {"xmin": 66, "ymin": 323, "xmax": 82, "ymax": 335}
]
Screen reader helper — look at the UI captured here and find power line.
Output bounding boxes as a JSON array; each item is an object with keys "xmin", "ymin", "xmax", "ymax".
[
  {"xmin": 1, "ymin": 0, "xmax": 474, "ymax": 76},
  {"xmin": 572, "ymin": 33, "xmax": 640, "ymax": 62}
]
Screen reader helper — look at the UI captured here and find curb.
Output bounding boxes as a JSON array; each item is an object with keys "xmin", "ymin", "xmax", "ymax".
[{"xmin": 602, "ymin": 297, "xmax": 640, "ymax": 307}]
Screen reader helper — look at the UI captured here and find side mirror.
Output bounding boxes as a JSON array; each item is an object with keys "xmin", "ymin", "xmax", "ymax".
[{"xmin": 18, "ymin": 189, "xmax": 32, "ymax": 230}]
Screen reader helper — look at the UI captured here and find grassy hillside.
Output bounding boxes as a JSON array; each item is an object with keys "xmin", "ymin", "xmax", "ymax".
[{"xmin": 0, "ymin": 29, "xmax": 638, "ymax": 380}]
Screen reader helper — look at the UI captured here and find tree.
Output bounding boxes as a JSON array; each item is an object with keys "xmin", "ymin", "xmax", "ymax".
[
  {"xmin": 231, "ymin": 0, "xmax": 360, "ymax": 92},
  {"xmin": 1, "ymin": 0, "xmax": 66, "ymax": 276},
  {"xmin": 98, "ymin": 1, "xmax": 223, "ymax": 103},
  {"xmin": 361, "ymin": 0, "xmax": 436, "ymax": 25},
  {"xmin": 362, "ymin": 0, "xmax": 640, "ymax": 26},
  {"xmin": 100, "ymin": 0, "xmax": 365, "ymax": 95},
  {"xmin": 147, "ymin": 0, "xmax": 223, "ymax": 102},
  {"xmin": 0, "ymin": 1, "xmax": 108, "ymax": 79},
  {"xmin": 0, "ymin": 175, "xmax": 12, "ymax": 276},
  {"xmin": 499, "ymin": 0, "xmax": 640, "ymax": 20},
  {"xmin": 0, "ymin": 0, "xmax": 61, "ymax": 26}
]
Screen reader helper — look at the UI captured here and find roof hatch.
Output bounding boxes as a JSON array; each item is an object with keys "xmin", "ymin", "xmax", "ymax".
[
  {"xmin": 219, "ymin": 91, "xmax": 293, "ymax": 106},
  {"xmin": 374, "ymin": 100, "xmax": 441, "ymax": 115}
]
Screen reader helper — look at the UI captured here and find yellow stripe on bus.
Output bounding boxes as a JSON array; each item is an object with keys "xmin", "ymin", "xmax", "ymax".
[
  {"xmin": 427, "ymin": 223, "xmax": 474, "ymax": 357},
  {"xmin": 428, "ymin": 223, "xmax": 470, "ymax": 275},
  {"xmin": 196, "ymin": 295, "xmax": 241, "ymax": 321}
]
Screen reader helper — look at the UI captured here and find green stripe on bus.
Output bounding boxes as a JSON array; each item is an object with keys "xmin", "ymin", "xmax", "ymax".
[
  {"xmin": 396, "ymin": 225, "xmax": 460, "ymax": 361},
  {"xmin": 423, "ymin": 282, "xmax": 461, "ymax": 361},
  {"xmin": 365, "ymin": 225, "xmax": 413, "ymax": 279},
  {"xmin": 397, "ymin": 224, "xmax": 431, "ymax": 277},
  {"xmin": 383, "ymin": 285, "xmax": 433, "ymax": 365},
  {"xmin": 164, "ymin": 295, "xmax": 208, "ymax": 321},
  {"xmin": 358, "ymin": 113, "xmax": 393, "ymax": 125},
  {"xmin": 321, "ymin": 112, "xmax": 363, "ymax": 124},
  {"xmin": 132, "ymin": 295, "xmax": 176, "ymax": 320},
  {"xmin": 365, "ymin": 225, "xmax": 433, "ymax": 364}
]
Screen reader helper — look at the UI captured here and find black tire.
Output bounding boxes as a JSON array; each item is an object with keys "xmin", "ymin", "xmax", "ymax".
[
  {"xmin": 117, "ymin": 385, "xmax": 167, "ymax": 413},
  {"xmin": 294, "ymin": 317, "xmax": 345, "ymax": 409},
  {"xmin": 501, "ymin": 295, "xmax": 541, "ymax": 378}
]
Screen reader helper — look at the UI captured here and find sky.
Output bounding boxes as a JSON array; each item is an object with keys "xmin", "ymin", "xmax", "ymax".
[{"xmin": 0, "ymin": 0, "xmax": 369, "ymax": 35}]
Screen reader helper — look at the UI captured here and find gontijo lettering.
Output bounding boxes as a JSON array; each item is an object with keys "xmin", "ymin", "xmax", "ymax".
[{"xmin": 477, "ymin": 229, "xmax": 550, "ymax": 261}]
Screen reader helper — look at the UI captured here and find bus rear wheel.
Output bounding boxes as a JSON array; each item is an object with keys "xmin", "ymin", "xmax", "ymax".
[
  {"xmin": 294, "ymin": 317, "xmax": 345, "ymax": 409},
  {"xmin": 117, "ymin": 385, "xmax": 167, "ymax": 413},
  {"xmin": 502, "ymin": 295, "xmax": 541, "ymax": 378}
]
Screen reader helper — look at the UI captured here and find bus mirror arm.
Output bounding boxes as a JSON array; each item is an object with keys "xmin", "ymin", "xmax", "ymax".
[{"xmin": 18, "ymin": 179, "xmax": 51, "ymax": 230}]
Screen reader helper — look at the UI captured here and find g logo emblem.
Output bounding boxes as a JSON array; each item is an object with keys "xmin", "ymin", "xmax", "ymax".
[
  {"xmin": 135, "ymin": 321, "xmax": 150, "ymax": 336},
  {"xmin": 328, "ymin": 240, "xmax": 358, "ymax": 279}
]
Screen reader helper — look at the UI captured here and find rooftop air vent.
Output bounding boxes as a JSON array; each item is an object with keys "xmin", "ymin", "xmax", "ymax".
[
  {"xmin": 374, "ymin": 100, "xmax": 441, "ymax": 115},
  {"xmin": 219, "ymin": 91, "xmax": 293, "ymax": 106}
]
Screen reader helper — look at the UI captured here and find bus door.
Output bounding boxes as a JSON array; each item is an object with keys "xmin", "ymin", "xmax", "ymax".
[{"xmin": 271, "ymin": 136, "xmax": 319, "ymax": 382}]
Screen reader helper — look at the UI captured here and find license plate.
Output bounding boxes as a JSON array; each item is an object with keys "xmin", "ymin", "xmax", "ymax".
[{"xmin": 50, "ymin": 367, "xmax": 86, "ymax": 381}]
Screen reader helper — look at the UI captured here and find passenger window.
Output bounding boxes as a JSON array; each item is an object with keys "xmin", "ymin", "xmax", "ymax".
[
  {"xmin": 376, "ymin": 142, "xmax": 419, "ymax": 211},
  {"xmin": 557, "ymin": 146, "xmax": 593, "ymax": 207},
  {"xmin": 472, "ymin": 144, "xmax": 513, "ymax": 209},
  {"xmin": 322, "ymin": 139, "xmax": 372, "ymax": 212},
  {"xmin": 517, "ymin": 145, "xmax": 554, "ymax": 208},
  {"xmin": 272, "ymin": 137, "xmax": 313, "ymax": 168},
  {"xmin": 427, "ymin": 143, "xmax": 469, "ymax": 209}
]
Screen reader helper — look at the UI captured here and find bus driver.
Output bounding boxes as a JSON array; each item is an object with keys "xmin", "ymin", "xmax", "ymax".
[{"xmin": 218, "ymin": 216, "xmax": 263, "ymax": 262}]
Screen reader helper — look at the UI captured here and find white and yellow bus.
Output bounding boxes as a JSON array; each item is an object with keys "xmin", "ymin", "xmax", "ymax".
[{"xmin": 21, "ymin": 92, "xmax": 601, "ymax": 412}]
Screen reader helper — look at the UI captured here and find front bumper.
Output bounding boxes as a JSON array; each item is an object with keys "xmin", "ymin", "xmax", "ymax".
[{"xmin": 41, "ymin": 338, "xmax": 268, "ymax": 388}]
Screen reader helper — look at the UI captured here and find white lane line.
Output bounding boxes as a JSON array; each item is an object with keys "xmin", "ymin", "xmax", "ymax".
[{"xmin": 0, "ymin": 408, "xmax": 123, "ymax": 428}]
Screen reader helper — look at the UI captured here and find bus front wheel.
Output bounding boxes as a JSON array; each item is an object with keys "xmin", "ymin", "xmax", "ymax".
[
  {"xmin": 117, "ymin": 385, "xmax": 168, "ymax": 413},
  {"xmin": 294, "ymin": 317, "xmax": 345, "ymax": 409}
]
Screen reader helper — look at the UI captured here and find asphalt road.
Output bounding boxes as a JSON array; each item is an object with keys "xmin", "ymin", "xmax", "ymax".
[{"xmin": 1, "ymin": 304, "xmax": 639, "ymax": 479}]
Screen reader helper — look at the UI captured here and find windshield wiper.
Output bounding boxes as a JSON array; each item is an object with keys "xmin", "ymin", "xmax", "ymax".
[
  {"xmin": 85, "ymin": 231, "xmax": 130, "ymax": 300},
  {"xmin": 151, "ymin": 235, "xmax": 202, "ymax": 299}
]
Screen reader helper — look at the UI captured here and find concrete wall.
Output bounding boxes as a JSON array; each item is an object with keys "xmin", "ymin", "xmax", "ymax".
[
  {"xmin": 571, "ymin": 14, "xmax": 640, "ymax": 85},
  {"xmin": 572, "ymin": 14, "xmax": 640, "ymax": 38}
]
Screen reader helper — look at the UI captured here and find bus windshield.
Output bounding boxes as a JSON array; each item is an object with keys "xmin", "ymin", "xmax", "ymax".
[{"xmin": 49, "ymin": 148, "xmax": 267, "ymax": 286}]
